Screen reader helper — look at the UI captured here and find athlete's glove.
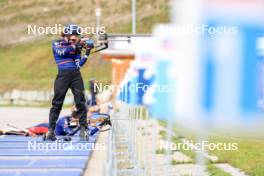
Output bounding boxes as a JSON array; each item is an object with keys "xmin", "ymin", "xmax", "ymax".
[
  {"xmin": 85, "ymin": 48, "xmax": 91, "ymax": 56},
  {"xmin": 85, "ymin": 39, "xmax": 94, "ymax": 49},
  {"xmin": 75, "ymin": 42, "xmax": 83, "ymax": 54}
]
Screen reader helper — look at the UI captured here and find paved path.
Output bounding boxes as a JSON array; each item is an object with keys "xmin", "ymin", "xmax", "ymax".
[
  {"xmin": 84, "ymin": 131, "xmax": 109, "ymax": 176},
  {"xmin": 0, "ymin": 107, "xmax": 71, "ymax": 129}
]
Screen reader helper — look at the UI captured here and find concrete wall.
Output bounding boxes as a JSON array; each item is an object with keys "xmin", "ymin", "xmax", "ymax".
[{"xmin": 0, "ymin": 89, "xmax": 77, "ymax": 106}]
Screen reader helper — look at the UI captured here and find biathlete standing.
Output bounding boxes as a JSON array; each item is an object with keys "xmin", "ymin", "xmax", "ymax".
[{"xmin": 44, "ymin": 24, "xmax": 94, "ymax": 141}]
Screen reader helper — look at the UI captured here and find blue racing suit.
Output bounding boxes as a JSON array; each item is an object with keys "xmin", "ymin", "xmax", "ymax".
[
  {"xmin": 52, "ymin": 39, "xmax": 88, "ymax": 71},
  {"xmin": 55, "ymin": 116, "xmax": 78, "ymax": 136},
  {"xmin": 55, "ymin": 116, "xmax": 98, "ymax": 136},
  {"xmin": 49, "ymin": 39, "xmax": 90, "ymax": 131}
]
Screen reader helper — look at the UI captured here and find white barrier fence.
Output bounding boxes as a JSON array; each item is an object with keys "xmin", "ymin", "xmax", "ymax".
[{"xmin": 105, "ymin": 102, "xmax": 160, "ymax": 176}]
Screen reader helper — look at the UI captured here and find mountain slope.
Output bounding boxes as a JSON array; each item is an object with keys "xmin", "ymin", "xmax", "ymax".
[{"xmin": 0, "ymin": 0, "xmax": 170, "ymax": 91}]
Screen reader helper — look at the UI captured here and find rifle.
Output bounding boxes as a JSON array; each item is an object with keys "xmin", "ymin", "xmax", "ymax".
[{"xmin": 81, "ymin": 33, "xmax": 151, "ymax": 54}]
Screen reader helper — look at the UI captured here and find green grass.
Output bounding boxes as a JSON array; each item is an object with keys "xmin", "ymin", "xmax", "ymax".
[
  {"xmin": 170, "ymin": 159, "xmax": 192, "ymax": 165},
  {"xmin": 156, "ymin": 148, "xmax": 166, "ymax": 154},
  {"xmin": 159, "ymin": 130, "xmax": 166, "ymax": 139},
  {"xmin": 0, "ymin": 0, "xmax": 170, "ymax": 90},
  {"xmin": 0, "ymin": 39, "xmax": 112, "ymax": 91},
  {"xmin": 137, "ymin": 8, "xmax": 170, "ymax": 33},
  {"xmin": 157, "ymin": 120, "xmax": 196, "ymax": 159},
  {"xmin": 157, "ymin": 120, "xmax": 264, "ymax": 175},
  {"xmin": 158, "ymin": 119, "xmax": 167, "ymax": 127},
  {"xmin": 0, "ymin": 40, "xmax": 54, "ymax": 90},
  {"xmin": 107, "ymin": 6, "xmax": 170, "ymax": 34},
  {"xmin": 172, "ymin": 135, "xmax": 197, "ymax": 160},
  {"xmin": 207, "ymin": 164, "xmax": 231, "ymax": 176},
  {"xmin": 208, "ymin": 135, "xmax": 264, "ymax": 176},
  {"xmin": 0, "ymin": 7, "xmax": 169, "ymax": 91},
  {"xmin": 0, "ymin": 0, "xmax": 7, "ymax": 3},
  {"xmin": 158, "ymin": 127, "xmax": 196, "ymax": 160},
  {"xmin": 0, "ymin": 0, "xmax": 170, "ymax": 47}
]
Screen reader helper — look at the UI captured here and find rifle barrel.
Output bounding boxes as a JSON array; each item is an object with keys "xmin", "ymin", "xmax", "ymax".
[{"xmin": 107, "ymin": 33, "xmax": 152, "ymax": 38}]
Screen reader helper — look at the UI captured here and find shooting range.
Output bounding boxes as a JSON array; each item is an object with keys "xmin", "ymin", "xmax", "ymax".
[{"xmin": 0, "ymin": 0, "xmax": 263, "ymax": 176}]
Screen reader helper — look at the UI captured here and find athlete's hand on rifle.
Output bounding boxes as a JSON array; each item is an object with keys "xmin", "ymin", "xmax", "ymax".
[
  {"xmin": 80, "ymin": 38, "xmax": 94, "ymax": 49},
  {"xmin": 75, "ymin": 42, "xmax": 83, "ymax": 54},
  {"xmin": 78, "ymin": 34, "xmax": 108, "ymax": 55},
  {"xmin": 78, "ymin": 38, "xmax": 94, "ymax": 56},
  {"xmin": 85, "ymin": 38, "xmax": 95, "ymax": 49},
  {"xmin": 82, "ymin": 38, "xmax": 94, "ymax": 56}
]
